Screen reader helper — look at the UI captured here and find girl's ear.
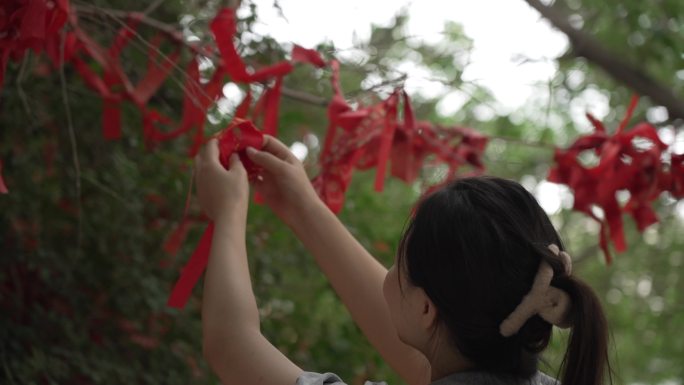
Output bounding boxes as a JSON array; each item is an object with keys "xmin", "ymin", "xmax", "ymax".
[{"xmin": 417, "ymin": 288, "xmax": 439, "ymax": 330}]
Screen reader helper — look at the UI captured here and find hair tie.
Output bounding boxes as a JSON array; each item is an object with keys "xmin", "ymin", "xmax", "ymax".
[{"xmin": 499, "ymin": 244, "xmax": 573, "ymax": 337}]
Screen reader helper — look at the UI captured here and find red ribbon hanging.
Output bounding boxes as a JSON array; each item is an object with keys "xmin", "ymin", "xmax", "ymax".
[
  {"xmin": 166, "ymin": 222, "xmax": 215, "ymax": 308},
  {"xmin": 373, "ymin": 91, "xmax": 399, "ymax": 192},
  {"xmin": 670, "ymin": 154, "xmax": 684, "ymax": 199},
  {"xmin": 0, "ymin": 160, "xmax": 8, "ymax": 194},
  {"xmin": 314, "ymin": 60, "xmax": 365, "ymax": 212},
  {"xmin": 390, "ymin": 91, "xmax": 418, "ymax": 182},
  {"xmin": 210, "ymin": 7, "xmax": 295, "ymax": 84},
  {"xmin": 209, "ymin": 8, "xmax": 324, "ymax": 142},
  {"xmin": 292, "ymin": 44, "xmax": 326, "ymax": 68}
]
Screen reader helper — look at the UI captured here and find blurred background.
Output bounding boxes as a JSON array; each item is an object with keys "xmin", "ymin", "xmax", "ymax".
[{"xmin": 1, "ymin": 0, "xmax": 682, "ymax": 384}]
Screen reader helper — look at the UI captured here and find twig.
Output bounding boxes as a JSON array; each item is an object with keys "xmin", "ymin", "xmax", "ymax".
[
  {"xmin": 60, "ymin": 29, "xmax": 83, "ymax": 256},
  {"xmin": 1, "ymin": 344, "xmax": 17, "ymax": 385},
  {"xmin": 142, "ymin": 0, "xmax": 165, "ymax": 16},
  {"xmin": 16, "ymin": 51, "xmax": 33, "ymax": 119},
  {"xmin": 522, "ymin": 0, "xmax": 684, "ymax": 121},
  {"xmin": 487, "ymin": 134, "xmax": 556, "ymax": 150},
  {"xmin": 346, "ymin": 73, "xmax": 408, "ymax": 98},
  {"xmin": 82, "ymin": 175, "xmax": 135, "ymax": 209},
  {"xmin": 280, "ymin": 87, "xmax": 328, "ymax": 106}
]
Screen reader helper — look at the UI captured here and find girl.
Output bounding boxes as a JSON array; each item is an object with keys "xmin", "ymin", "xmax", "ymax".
[{"xmin": 196, "ymin": 135, "xmax": 611, "ymax": 385}]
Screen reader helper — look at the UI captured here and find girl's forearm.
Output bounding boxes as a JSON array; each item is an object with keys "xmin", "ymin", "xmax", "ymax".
[
  {"xmin": 201, "ymin": 212, "xmax": 304, "ymax": 385},
  {"xmin": 202, "ymin": 211, "xmax": 259, "ymax": 343}
]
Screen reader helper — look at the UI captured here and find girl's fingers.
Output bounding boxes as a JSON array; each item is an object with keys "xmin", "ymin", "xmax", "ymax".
[
  {"xmin": 228, "ymin": 153, "xmax": 246, "ymax": 175},
  {"xmin": 246, "ymin": 147, "xmax": 286, "ymax": 173},
  {"xmin": 200, "ymin": 138, "xmax": 220, "ymax": 165},
  {"xmin": 260, "ymin": 135, "xmax": 296, "ymax": 163}
]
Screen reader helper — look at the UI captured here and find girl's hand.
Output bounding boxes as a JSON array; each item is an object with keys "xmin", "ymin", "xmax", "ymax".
[
  {"xmin": 246, "ymin": 135, "xmax": 322, "ymax": 227},
  {"xmin": 195, "ymin": 139, "xmax": 249, "ymax": 223}
]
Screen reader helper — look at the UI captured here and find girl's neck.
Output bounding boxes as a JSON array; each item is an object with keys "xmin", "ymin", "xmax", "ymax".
[{"xmin": 425, "ymin": 333, "xmax": 473, "ymax": 382}]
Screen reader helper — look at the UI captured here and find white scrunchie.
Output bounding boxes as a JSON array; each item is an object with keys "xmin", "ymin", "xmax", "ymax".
[{"xmin": 499, "ymin": 244, "xmax": 573, "ymax": 337}]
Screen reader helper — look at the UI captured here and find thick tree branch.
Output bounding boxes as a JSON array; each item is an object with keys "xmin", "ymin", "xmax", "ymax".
[{"xmin": 523, "ymin": 0, "xmax": 684, "ymax": 121}]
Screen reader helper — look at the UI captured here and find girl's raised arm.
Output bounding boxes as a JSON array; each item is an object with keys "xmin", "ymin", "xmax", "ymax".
[
  {"xmin": 197, "ymin": 140, "xmax": 301, "ymax": 385},
  {"xmin": 247, "ymin": 136, "xmax": 431, "ymax": 385}
]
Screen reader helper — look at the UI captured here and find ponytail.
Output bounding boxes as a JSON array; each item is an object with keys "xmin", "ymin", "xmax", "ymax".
[{"xmin": 558, "ymin": 278, "xmax": 612, "ymax": 385}]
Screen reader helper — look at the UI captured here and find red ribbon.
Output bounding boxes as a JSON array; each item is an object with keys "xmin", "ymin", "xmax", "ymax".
[
  {"xmin": 209, "ymin": 8, "xmax": 324, "ymax": 143},
  {"xmin": 167, "ymin": 222, "xmax": 215, "ymax": 308},
  {"xmin": 292, "ymin": 44, "xmax": 326, "ymax": 68},
  {"xmin": 0, "ymin": 160, "xmax": 8, "ymax": 194},
  {"xmin": 374, "ymin": 91, "xmax": 399, "ymax": 192},
  {"xmin": 210, "ymin": 8, "xmax": 295, "ymax": 84},
  {"xmin": 670, "ymin": 154, "xmax": 684, "ymax": 199}
]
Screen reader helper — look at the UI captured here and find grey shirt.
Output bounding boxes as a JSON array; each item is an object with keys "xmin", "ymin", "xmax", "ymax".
[{"xmin": 296, "ymin": 370, "xmax": 559, "ymax": 385}]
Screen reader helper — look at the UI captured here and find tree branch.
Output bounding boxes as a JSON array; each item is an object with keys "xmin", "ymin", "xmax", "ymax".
[
  {"xmin": 523, "ymin": 0, "xmax": 684, "ymax": 121},
  {"xmin": 280, "ymin": 87, "xmax": 328, "ymax": 107}
]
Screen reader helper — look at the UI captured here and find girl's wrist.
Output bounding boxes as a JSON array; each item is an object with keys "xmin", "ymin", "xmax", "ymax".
[
  {"xmin": 214, "ymin": 204, "xmax": 248, "ymax": 227},
  {"xmin": 287, "ymin": 198, "xmax": 329, "ymax": 232}
]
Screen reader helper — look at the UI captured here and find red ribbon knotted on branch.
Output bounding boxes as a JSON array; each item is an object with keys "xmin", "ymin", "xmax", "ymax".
[
  {"xmin": 314, "ymin": 60, "xmax": 489, "ymax": 213},
  {"xmin": 167, "ymin": 119, "xmax": 264, "ymax": 309},
  {"xmin": 548, "ymin": 96, "xmax": 670, "ymax": 264}
]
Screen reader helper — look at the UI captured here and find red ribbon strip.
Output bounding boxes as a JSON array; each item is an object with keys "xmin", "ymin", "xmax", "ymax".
[
  {"xmin": 292, "ymin": 44, "xmax": 326, "ymax": 68},
  {"xmin": 167, "ymin": 222, "xmax": 215, "ymax": 308},
  {"xmin": 670, "ymin": 154, "xmax": 684, "ymax": 199},
  {"xmin": 0, "ymin": 160, "xmax": 8, "ymax": 194}
]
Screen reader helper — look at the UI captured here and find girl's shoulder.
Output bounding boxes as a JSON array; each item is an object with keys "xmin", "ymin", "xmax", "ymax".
[
  {"xmin": 296, "ymin": 371, "xmax": 387, "ymax": 385},
  {"xmin": 431, "ymin": 370, "xmax": 559, "ymax": 385},
  {"xmin": 295, "ymin": 371, "xmax": 558, "ymax": 385}
]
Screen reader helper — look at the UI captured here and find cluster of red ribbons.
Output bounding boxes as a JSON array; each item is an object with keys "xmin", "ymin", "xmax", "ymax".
[
  {"xmin": 0, "ymin": 5, "xmax": 322, "ymax": 190},
  {"xmin": 313, "ymin": 60, "xmax": 488, "ymax": 213},
  {"xmin": 548, "ymin": 96, "xmax": 682, "ymax": 263}
]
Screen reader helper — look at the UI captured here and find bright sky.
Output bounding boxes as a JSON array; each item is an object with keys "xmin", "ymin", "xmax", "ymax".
[{"xmin": 242, "ymin": 0, "xmax": 568, "ymax": 112}]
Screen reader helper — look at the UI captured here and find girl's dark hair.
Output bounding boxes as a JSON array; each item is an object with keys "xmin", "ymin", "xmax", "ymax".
[{"xmin": 397, "ymin": 176, "xmax": 610, "ymax": 385}]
